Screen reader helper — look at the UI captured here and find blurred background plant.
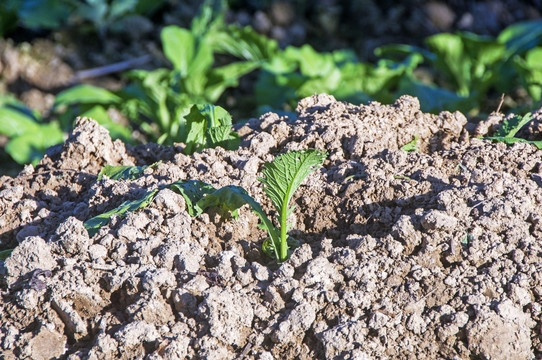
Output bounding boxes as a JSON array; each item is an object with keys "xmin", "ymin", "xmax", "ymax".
[{"xmin": 0, "ymin": 0, "xmax": 541, "ymax": 175}]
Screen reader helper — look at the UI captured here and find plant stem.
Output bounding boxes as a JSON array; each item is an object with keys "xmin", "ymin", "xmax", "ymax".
[{"xmin": 280, "ymin": 204, "xmax": 289, "ymax": 261}]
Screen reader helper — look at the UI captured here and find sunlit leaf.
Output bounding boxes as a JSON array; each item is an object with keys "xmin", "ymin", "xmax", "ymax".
[
  {"xmin": 84, "ymin": 188, "xmax": 159, "ymax": 236},
  {"xmin": 97, "ymin": 161, "xmax": 161, "ymax": 181},
  {"xmin": 55, "ymin": 84, "xmax": 121, "ymax": 107}
]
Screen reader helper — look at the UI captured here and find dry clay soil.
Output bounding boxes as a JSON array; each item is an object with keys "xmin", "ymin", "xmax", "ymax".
[{"xmin": 0, "ymin": 94, "xmax": 541, "ymax": 360}]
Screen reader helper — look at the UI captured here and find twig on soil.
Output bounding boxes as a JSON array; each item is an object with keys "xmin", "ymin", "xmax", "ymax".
[
  {"xmin": 73, "ymin": 55, "xmax": 152, "ymax": 81},
  {"xmin": 496, "ymin": 94, "xmax": 505, "ymax": 114}
]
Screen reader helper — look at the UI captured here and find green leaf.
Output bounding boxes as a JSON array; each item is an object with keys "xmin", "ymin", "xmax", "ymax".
[
  {"xmin": 481, "ymin": 136, "xmax": 542, "ymax": 149},
  {"xmin": 498, "ymin": 20, "xmax": 542, "ymax": 57},
  {"xmin": 207, "ymin": 126, "xmax": 240, "ymax": 150},
  {"xmin": 425, "ymin": 33, "xmax": 471, "ymax": 96},
  {"xmin": 258, "ymin": 149, "xmax": 327, "ymax": 261},
  {"xmin": 400, "ymin": 135, "xmax": 419, "ymax": 152},
  {"xmin": 297, "ymin": 45, "xmax": 337, "ymax": 77},
  {"xmin": 0, "ymin": 106, "xmax": 40, "ymax": 137},
  {"xmin": 514, "ymin": 47, "xmax": 542, "ymax": 101},
  {"xmin": 206, "ymin": 61, "xmax": 260, "ymax": 102},
  {"xmin": 190, "ymin": 0, "xmax": 226, "ymax": 39},
  {"xmin": 168, "ymin": 180, "xmax": 217, "ymax": 216},
  {"xmin": 259, "ymin": 149, "xmax": 327, "ymax": 222},
  {"xmin": 83, "ymin": 188, "xmax": 159, "ymax": 236},
  {"xmin": 5, "ymin": 122, "xmax": 64, "ymax": 165},
  {"xmin": 212, "ymin": 25, "xmax": 278, "ymax": 61},
  {"xmin": 17, "ymin": 0, "xmax": 72, "ymax": 29},
  {"xmin": 494, "ymin": 113, "xmax": 533, "ymax": 138},
  {"xmin": 375, "ymin": 43, "xmax": 436, "ymax": 62},
  {"xmin": 184, "ymin": 104, "xmax": 238, "ymax": 154},
  {"xmin": 97, "ymin": 161, "xmax": 161, "ymax": 181},
  {"xmin": 184, "ymin": 105, "xmax": 209, "ymax": 154},
  {"xmin": 55, "ymin": 84, "xmax": 121, "ymax": 107},
  {"xmin": 0, "ymin": 248, "xmax": 13, "ymax": 260},
  {"xmin": 80, "ymin": 105, "xmax": 133, "ymax": 142},
  {"xmin": 195, "ymin": 185, "xmax": 280, "ymax": 259},
  {"xmin": 161, "ymin": 26, "xmax": 195, "ymax": 75}
]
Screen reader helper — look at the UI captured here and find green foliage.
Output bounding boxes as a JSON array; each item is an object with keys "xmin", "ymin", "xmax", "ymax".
[
  {"xmin": 55, "ymin": 84, "xmax": 122, "ymax": 106},
  {"xmin": 494, "ymin": 113, "xmax": 533, "ymax": 138},
  {"xmin": 498, "ymin": 20, "xmax": 542, "ymax": 56},
  {"xmin": 0, "ymin": 100, "xmax": 64, "ymax": 165},
  {"xmin": 55, "ymin": 81, "xmax": 240, "ymax": 153},
  {"xmin": 400, "ymin": 135, "xmax": 419, "ymax": 152},
  {"xmin": 97, "ymin": 161, "xmax": 161, "ymax": 181},
  {"xmin": 84, "ymin": 149, "xmax": 326, "ymax": 263},
  {"xmin": 54, "ymin": 85, "xmax": 132, "ymax": 143},
  {"xmin": 111, "ymin": 1, "xmax": 263, "ymax": 146},
  {"xmin": 514, "ymin": 47, "xmax": 542, "ymax": 102},
  {"xmin": 0, "ymin": 0, "xmax": 166, "ymax": 36},
  {"xmin": 481, "ymin": 113, "xmax": 542, "ymax": 149},
  {"xmin": 84, "ymin": 188, "xmax": 159, "ymax": 236},
  {"xmin": 255, "ymin": 45, "xmax": 422, "ymax": 112},
  {"xmin": 377, "ymin": 20, "xmax": 542, "ymax": 114},
  {"xmin": 74, "ymin": 0, "xmax": 140, "ymax": 37},
  {"xmin": 168, "ymin": 180, "xmax": 217, "ymax": 216},
  {"xmin": 184, "ymin": 104, "xmax": 240, "ymax": 154},
  {"xmin": 0, "ymin": 249, "xmax": 13, "ymax": 260},
  {"xmin": 258, "ymin": 149, "xmax": 327, "ymax": 261}
]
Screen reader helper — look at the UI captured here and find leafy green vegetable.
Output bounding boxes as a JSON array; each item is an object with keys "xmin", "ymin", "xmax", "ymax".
[
  {"xmin": 481, "ymin": 112, "xmax": 542, "ymax": 149},
  {"xmin": 84, "ymin": 188, "xmax": 159, "ymax": 236},
  {"xmin": 212, "ymin": 25, "xmax": 278, "ymax": 61},
  {"xmin": 97, "ymin": 161, "xmax": 161, "ymax": 181},
  {"xmin": 400, "ymin": 135, "xmax": 419, "ymax": 152},
  {"xmin": 494, "ymin": 113, "xmax": 533, "ymax": 137},
  {"xmin": 498, "ymin": 20, "xmax": 542, "ymax": 57},
  {"xmin": 168, "ymin": 180, "xmax": 217, "ymax": 216},
  {"xmin": 0, "ymin": 104, "xmax": 64, "ymax": 165},
  {"xmin": 258, "ymin": 149, "xmax": 327, "ymax": 261},
  {"xmin": 184, "ymin": 104, "xmax": 240, "ymax": 154},
  {"xmin": 514, "ymin": 47, "xmax": 542, "ymax": 102}
]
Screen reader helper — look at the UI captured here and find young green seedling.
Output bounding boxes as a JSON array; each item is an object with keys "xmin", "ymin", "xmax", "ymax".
[
  {"xmin": 480, "ymin": 112, "xmax": 542, "ymax": 149},
  {"xmin": 84, "ymin": 149, "xmax": 327, "ymax": 263},
  {"xmin": 258, "ymin": 149, "xmax": 327, "ymax": 262}
]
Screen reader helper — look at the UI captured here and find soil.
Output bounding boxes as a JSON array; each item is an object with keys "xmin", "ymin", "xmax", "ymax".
[{"xmin": 1, "ymin": 94, "xmax": 542, "ymax": 359}]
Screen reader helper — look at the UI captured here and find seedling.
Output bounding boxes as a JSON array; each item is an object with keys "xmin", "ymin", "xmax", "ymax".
[
  {"xmin": 480, "ymin": 112, "xmax": 542, "ymax": 149},
  {"xmin": 400, "ymin": 135, "xmax": 419, "ymax": 152},
  {"xmin": 258, "ymin": 149, "xmax": 327, "ymax": 261},
  {"xmin": 83, "ymin": 149, "xmax": 327, "ymax": 263}
]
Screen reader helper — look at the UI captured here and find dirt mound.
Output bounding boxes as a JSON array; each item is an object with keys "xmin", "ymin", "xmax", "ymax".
[{"xmin": 0, "ymin": 95, "xmax": 541, "ymax": 359}]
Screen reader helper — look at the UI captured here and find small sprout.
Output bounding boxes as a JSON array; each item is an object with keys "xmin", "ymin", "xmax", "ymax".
[
  {"xmin": 480, "ymin": 112, "xmax": 542, "ymax": 149},
  {"xmin": 258, "ymin": 149, "xmax": 328, "ymax": 262},
  {"xmin": 461, "ymin": 233, "xmax": 474, "ymax": 246},
  {"xmin": 400, "ymin": 135, "xmax": 419, "ymax": 152}
]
